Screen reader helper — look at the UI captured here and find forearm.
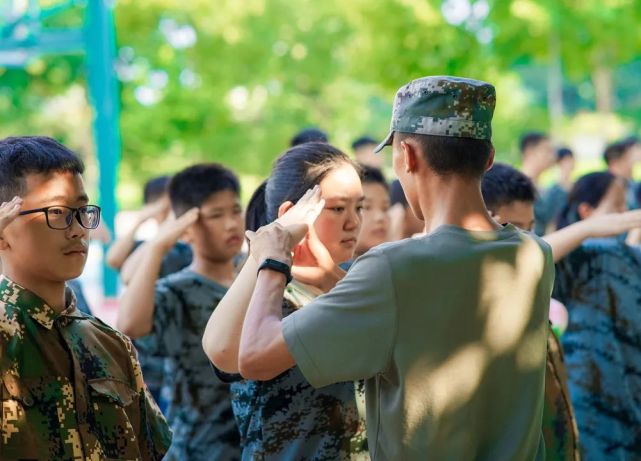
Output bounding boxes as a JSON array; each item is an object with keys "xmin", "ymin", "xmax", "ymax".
[
  {"xmin": 106, "ymin": 227, "xmax": 140, "ymax": 270},
  {"xmin": 238, "ymin": 270, "xmax": 294, "ymax": 380},
  {"xmin": 202, "ymin": 257, "xmax": 259, "ymax": 373},
  {"xmin": 116, "ymin": 242, "xmax": 165, "ymax": 338},
  {"xmin": 543, "ymin": 221, "xmax": 590, "ymax": 262},
  {"xmin": 120, "ymin": 240, "xmax": 149, "ymax": 284}
]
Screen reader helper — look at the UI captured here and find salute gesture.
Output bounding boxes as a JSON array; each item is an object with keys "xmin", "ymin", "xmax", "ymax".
[{"xmin": 0, "ymin": 197, "xmax": 22, "ymax": 234}]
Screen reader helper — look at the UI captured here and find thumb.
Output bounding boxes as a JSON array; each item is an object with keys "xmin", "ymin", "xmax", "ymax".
[{"xmin": 245, "ymin": 230, "xmax": 257, "ymax": 241}]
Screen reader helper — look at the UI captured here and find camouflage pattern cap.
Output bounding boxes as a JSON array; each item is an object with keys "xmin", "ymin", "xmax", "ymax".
[{"xmin": 374, "ymin": 76, "xmax": 496, "ymax": 153}]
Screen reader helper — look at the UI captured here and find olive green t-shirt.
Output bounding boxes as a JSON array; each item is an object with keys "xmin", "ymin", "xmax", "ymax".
[{"xmin": 282, "ymin": 224, "xmax": 554, "ymax": 461}]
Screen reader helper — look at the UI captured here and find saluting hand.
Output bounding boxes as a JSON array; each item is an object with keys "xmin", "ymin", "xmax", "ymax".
[{"xmin": 0, "ymin": 197, "xmax": 22, "ymax": 234}]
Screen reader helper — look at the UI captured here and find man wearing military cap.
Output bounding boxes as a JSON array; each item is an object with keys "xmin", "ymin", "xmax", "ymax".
[{"xmin": 211, "ymin": 76, "xmax": 554, "ymax": 461}]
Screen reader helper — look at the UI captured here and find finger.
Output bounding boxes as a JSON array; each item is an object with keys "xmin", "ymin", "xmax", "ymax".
[
  {"xmin": 305, "ymin": 223, "xmax": 334, "ymax": 264},
  {"xmin": 245, "ymin": 230, "xmax": 257, "ymax": 241},
  {"xmin": 291, "ymin": 266, "xmax": 322, "ymax": 284}
]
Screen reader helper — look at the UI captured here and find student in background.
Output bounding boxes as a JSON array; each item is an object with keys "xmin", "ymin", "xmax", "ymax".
[
  {"xmin": 290, "ymin": 127, "xmax": 329, "ymax": 147},
  {"xmin": 353, "ymin": 136, "xmax": 384, "ymax": 169},
  {"xmin": 388, "ymin": 179, "xmax": 424, "ymax": 240},
  {"xmin": 106, "ymin": 175, "xmax": 172, "ymax": 271},
  {"xmin": 536, "ymin": 147, "xmax": 576, "ymax": 234},
  {"xmin": 355, "ymin": 164, "xmax": 390, "ymax": 257},
  {"xmin": 117, "ymin": 164, "xmax": 244, "ymax": 460},
  {"xmin": 604, "ymin": 137, "xmax": 641, "ymax": 210}
]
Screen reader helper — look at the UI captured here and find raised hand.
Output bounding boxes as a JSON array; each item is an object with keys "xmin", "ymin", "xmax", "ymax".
[
  {"xmin": 246, "ymin": 186, "xmax": 325, "ymax": 266},
  {"xmin": 153, "ymin": 207, "xmax": 200, "ymax": 251},
  {"xmin": 292, "ymin": 224, "xmax": 346, "ymax": 292},
  {"xmin": 0, "ymin": 197, "xmax": 22, "ymax": 234}
]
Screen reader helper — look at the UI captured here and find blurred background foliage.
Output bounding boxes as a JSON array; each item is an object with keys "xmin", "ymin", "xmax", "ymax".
[{"xmin": 1, "ymin": 0, "xmax": 641, "ymax": 207}]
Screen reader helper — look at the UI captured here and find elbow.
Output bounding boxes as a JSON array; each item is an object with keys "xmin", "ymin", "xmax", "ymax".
[
  {"xmin": 202, "ymin": 338, "xmax": 238, "ymax": 374},
  {"xmin": 116, "ymin": 316, "xmax": 149, "ymax": 339},
  {"xmin": 238, "ymin": 349, "xmax": 279, "ymax": 381}
]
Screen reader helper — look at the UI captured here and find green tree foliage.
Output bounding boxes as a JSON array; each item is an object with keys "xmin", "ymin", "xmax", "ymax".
[{"xmin": 1, "ymin": 0, "xmax": 641, "ymax": 205}]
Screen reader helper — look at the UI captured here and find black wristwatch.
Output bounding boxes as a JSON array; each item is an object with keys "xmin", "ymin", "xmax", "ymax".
[{"xmin": 257, "ymin": 258, "xmax": 293, "ymax": 285}]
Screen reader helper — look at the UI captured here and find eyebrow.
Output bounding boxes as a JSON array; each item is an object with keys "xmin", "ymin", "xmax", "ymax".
[
  {"xmin": 324, "ymin": 195, "xmax": 365, "ymax": 202},
  {"xmin": 43, "ymin": 194, "xmax": 90, "ymax": 204}
]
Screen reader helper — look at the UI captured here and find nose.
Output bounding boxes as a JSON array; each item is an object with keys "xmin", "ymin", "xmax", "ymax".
[
  {"xmin": 66, "ymin": 212, "xmax": 88, "ymax": 240},
  {"xmin": 344, "ymin": 207, "xmax": 361, "ymax": 232}
]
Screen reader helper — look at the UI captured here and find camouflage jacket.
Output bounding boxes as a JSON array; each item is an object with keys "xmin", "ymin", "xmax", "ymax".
[
  {"xmin": 136, "ymin": 268, "xmax": 240, "ymax": 461},
  {"xmin": 554, "ymin": 239, "xmax": 641, "ymax": 460},
  {"xmin": 228, "ymin": 281, "xmax": 363, "ymax": 461},
  {"xmin": 542, "ymin": 326, "xmax": 581, "ymax": 461},
  {"xmin": 0, "ymin": 275, "xmax": 171, "ymax": 460}
]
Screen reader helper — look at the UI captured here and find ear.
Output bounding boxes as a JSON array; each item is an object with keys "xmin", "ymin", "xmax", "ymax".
[
  {"xmin": 577, "ymin": 203, "xmax": 594, "ymax": 220},
  {"xmin": 401, "ymin": 140, "xmax": 419, "ymax": 173},
  {"xmin": 0, "ymin": 234, "xmax": 9, "ymax": 251},
  {"xmin": 277, "ymin": 201, "xmax": 294, "ymax": 219},
  {"xmin": 485, "ymin": 146, "xmax": 495, "ymax": 171}
]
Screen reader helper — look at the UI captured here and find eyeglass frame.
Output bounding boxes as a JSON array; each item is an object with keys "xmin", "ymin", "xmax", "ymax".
[{"xmin": 18, "ymin": 205, "xmax": 102, "ymax": 230}]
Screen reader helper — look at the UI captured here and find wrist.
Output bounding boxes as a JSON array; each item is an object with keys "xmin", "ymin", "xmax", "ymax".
[{"xmin": 257, "ymin": 258, "xmax": 292, "ymax": 284}]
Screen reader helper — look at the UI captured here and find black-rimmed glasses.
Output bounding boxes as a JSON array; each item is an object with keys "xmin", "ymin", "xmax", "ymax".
[{"xmin": 19, "ymin": 205, "xmax": 101, "ymax": 230}]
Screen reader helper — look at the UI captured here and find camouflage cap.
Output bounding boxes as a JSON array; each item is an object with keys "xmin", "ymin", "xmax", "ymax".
[{"xmin": 374, "ymin": 76, "xmax": 496, "ymax": 153}]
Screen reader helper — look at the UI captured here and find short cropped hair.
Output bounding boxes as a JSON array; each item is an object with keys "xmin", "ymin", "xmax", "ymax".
[
  {"xmin": 481, "ymin": 162, "xmax": 538, "ymax": 213},
  {"xmin": 398, "ymin": 132, "xmax": 493, "ymax": 179},
  {"xmin": 556, "ymin": 147, "xmax": 574, "ymax": 161},
  {"xmin": 168, "ymin": 163, "xmax": 240, "ymax": 216},
  {"xmin": 143, "ymin": 176, "xmax": 171, "ymax": 204},
  {"xmin": 359, "ymin": 164, "xmax": 388, "ymax": 190},
  {"xmin": 290, "ymin": 128, "xmax": 329, "ymax": 147},
  {"xmin": 519, "ymin": 132, "xmax": 549, "ymax": 155},
  {"xmin": 352, "ymin": 136, "xmax": 377, "ymax": 151},
  {"xmin": 0, "ymin": 136, "xmax": 85, "ymax": 203}
]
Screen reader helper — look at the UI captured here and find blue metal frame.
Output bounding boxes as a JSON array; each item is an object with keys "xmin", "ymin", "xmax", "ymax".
[{"xmin": 0, "ymin": 0, "xmax": 120, "ymax": 296}]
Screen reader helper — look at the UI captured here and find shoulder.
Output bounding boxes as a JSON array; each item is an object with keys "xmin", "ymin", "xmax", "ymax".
[
  {"xmin": 156, "ymin": 268, "xmax": 196, "ymax": 292},
  {"xmin": 0, "ymin": 301, "xmax": 23, "ymax": 346}
]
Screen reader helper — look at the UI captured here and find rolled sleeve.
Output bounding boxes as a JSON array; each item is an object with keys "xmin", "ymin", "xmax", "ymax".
[{"xmin": 283, "ymin": 248, "xmax": 397, "ymax": 388}]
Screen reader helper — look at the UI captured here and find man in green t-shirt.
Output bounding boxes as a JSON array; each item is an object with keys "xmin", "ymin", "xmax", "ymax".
[{"xmin": 209, "ymin": 76, "xmax": 555, "ymax": 460}]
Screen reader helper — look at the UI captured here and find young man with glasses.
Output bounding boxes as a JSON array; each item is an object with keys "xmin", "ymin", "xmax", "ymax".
[{"xmin": 0, "ymin": 136, "xmax": 171, "ymax": 460}]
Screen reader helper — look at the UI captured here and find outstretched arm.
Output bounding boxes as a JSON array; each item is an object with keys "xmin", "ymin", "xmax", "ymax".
[{"xmin": 544, "ymin": 209, "xmax": 641, "ymax": 262}]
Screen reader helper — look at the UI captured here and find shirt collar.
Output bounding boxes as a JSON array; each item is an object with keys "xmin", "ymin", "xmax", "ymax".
[{"xmin": 0, "ymin": 276, "xmax": 82, "ymax": 330}]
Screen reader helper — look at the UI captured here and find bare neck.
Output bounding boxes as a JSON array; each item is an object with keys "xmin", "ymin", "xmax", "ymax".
[
  {"xmin": 608, "ymin": 163, "xmax": 632, "ymax": 180},
  {"xmin": 417, "ymin": 174, "xmax": 501, "ymax": 234},
  {"xmin": 1, "ymin": 264, "xmax": 67, "ymax": 312},
  {"xmin": 190, "ymin": 255, "xmax": 236, "ymax": 288}
]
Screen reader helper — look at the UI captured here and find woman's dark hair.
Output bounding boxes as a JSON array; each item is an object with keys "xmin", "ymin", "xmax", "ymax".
[
  {"xmin": 245, "ymin": 142, "xmax": 355, "ymax": 229},
  {"xmin": 557, "ymin": 171, "xmax": 618, "ymax": 229},
  {"xmin": 245, "ymin": 180, "xmax": 268, "ymax": 232}
]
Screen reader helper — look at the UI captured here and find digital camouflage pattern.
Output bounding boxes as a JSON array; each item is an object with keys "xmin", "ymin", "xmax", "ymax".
[
  {"xmin": 132, "ymin": 240, "xmax": 193, "ymax": 412},
  {"xmin": 542, "ymin": 326, "xmax": 581, "ymax": 461},
  {"xmin": 374, "ymin": 75, "xmax": 496, "ymax": 152},
  {"xmin": 228, "ymin": 281, "xmax": 364, "ymax": 460},
  {"xmin": 136, "ymin": 268, "xmax": 240, "ymax": 461},
  {"xmin": 0, "ymin": 275, "xmax": 171, "ymax": 460},
  {"xmin": 553, "ymin": 239, "xmax": 641, "ymax": 460}
]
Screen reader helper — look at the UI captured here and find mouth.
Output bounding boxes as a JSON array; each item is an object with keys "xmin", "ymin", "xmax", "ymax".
[
  {"xmin": 340, "ymin": 237, "xmax": 357, "ymax": 246},
  {"xmin": 226, "ymin": 235, "xmax": 243, "ymax": 246},
  {"xmin": 63, "ymin": 245, "xmax": 88, "ymax": 256}
]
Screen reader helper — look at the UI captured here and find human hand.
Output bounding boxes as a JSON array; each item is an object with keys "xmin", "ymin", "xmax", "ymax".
[
  {"xmin": 152, "ymin": 207, "xmax": 199, "ymax": 252},
  {"xmin": 292, "ymin": 224, "xmax": 346, "ymax": 292},
  {"xmin": 0, "ymin": 197, "xmax": 22, "ymax": 234},
  {"xmin": 247, "ymin": 186, "xmax": 325, "ymax": 266},
  {"xmin": 136, "ymin": 196, "xmax": 170, "ymax": 225}
]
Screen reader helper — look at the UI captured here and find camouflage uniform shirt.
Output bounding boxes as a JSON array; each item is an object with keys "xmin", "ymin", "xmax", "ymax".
[
  {"xmin": 132, "ymin": 240, "xmax": 193, "ymax": 413},
  {"xmin": 554, "ymin": 239, "xmax": 641, "ymax": 460},
  {"xmin": 228, "ymin": 281, "xmax": 360, "ymax": 461},
  {"xmin": 542, "ymin": 325, "xmax": 581, "ymax": 461},
  {"xmin": 0, "ymin": 275, "xmax": 171, "ymax": 460},
  {"xmin": 136, "ymin": 268, "xmax": 240, "ymax": 461}
]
